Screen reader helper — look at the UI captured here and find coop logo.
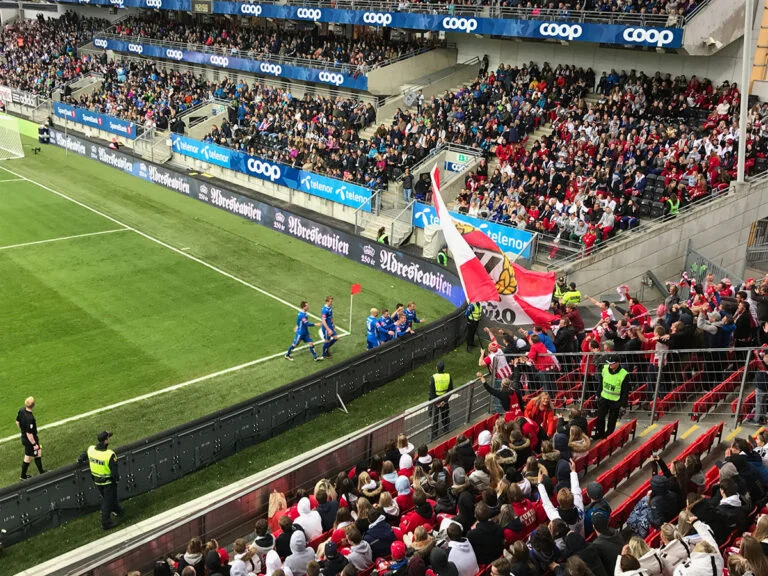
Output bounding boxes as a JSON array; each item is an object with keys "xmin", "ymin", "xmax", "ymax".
[
  {"xmin": 93, "ymin": 38, "xmax": 108, "ymax": 49},
  {"xmin": 246, "ymin": 158, "xmax": 281, "ymax": 181},
  {"xmin": 128, "ymin": 43, "xmax": 143, "ymax": 54},
  {"xmin": 379, "ymin": 251, "xmax": 453, "ymax": 297},
  {"xmin": 210, "ymin": 188, "xmax": 262, "ymax": 221},
  {"xmin": 363, "ymin": 12, "xmax": 392, "ymax": 26},
  {"xmin": 110, "ymin": 0, "xmax": 124, "ymax": 6},
  {"xmin": 146, "ymin": 0, "xmax": 162, "ymax": 7},
  {"xmin": 446, "ymin": 162, "xmax": 467, "ymax": 172},
  {"xmin": 622, "ymin": 27, "xmax": 675, "ymax": 47},
  {"xmin": 209, "ymin": 55, "xmax": 229, "ymax": 67},
  {"xmin": 198, "ymin": 184, "xmax": 209, "ymax": 201},
  {"xmin": 539, "ymin": 22, "xmax": 582, "ymax": 41},
  {"xmin": 287, "ymin": 216, "xmax": 350, "ymax": 255},
  {"xmin": 318, "ymin": 71, "xmax": 344, "ymax": 86},
  {"xmin": 240, "ymin": 3, "xmax": 262, "ymax": 15},
  {"xmin": 260, "ymin": 63, "xmax": 282, "ymax": 76},
  {"xmin": 165, "ymin": 49, "xmax": 184, "ymax": 60},
  {"xmin": 441, "ymin": 17, "xmax": 477, "ymax": 32},
  {"xmin": 273, "ymin": 211, "xmax": 286, "ymax": 231},
  {"xmin": 296, "ymin": 8, "xmax": 321, "ymax": 20}
]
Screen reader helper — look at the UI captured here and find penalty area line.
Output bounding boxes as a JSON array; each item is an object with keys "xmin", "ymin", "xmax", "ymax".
[
  {"xmin": 0, "ymin": 165, "xmax": 348, "ymax": 336},
  {"xmin": 0, "ymin": 336, "xmax": 347, "ymax": 445}
]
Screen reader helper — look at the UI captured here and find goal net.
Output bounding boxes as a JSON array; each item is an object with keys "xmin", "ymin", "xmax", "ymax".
[{"xmin": 0, "ymin": 115, "xmax": 24, "ymax": 160}]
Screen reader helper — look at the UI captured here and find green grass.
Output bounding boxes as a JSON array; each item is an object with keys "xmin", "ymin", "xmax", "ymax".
[
  {"xmin": 3, "ymin": 348, "xmax": 480, "ymax": 575},
  {"xmin": 0, "ymin": 137, "xmax": 455, "ymax": 491}
]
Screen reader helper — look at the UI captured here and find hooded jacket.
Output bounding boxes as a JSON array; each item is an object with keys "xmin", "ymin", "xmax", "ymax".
[
  {"xmin": 539, "ymin": 448, "xmax": 560, "ymax": 477},
  {"xmin": 562, "ymin": 532, "xmax": 607, "ymax": 576},
  {"xmin": 177, "ymin": 552, "xmax": 205, "ymax": 575},
  {"xmin": 455, "ymin": 490, "xmax": 475, "ymax": 534},
  {"xmin": 253, "ymin": 532, "xmax": 276, "ymax": 556},
  {"xmin": 430, "ymin": 547, "xmax": 459, "ymax": 576},
  {"xmin": 648, "ymin": 476, "xmax": 679, "ymax": 529},
  {"xmin": 285, "ymin": 530, "xmax": 316, "ymax": 576},
  {"xmin": 395, "ymin": 476, "xmax": 414, "ymax": 511},
  {"xmin": 365, "ymin": 514, "xmax": 396, "ymax": 559},
  {"xmin": 539, "ymin": 470, "xmax": 585, "ymax": 537},
  {"xmin": 714, "ymin": 493, "xmax": 749, "ymax": 544},
  {"xmin": 671, "ymin": 521, "xmax": 723, "ymax": 576},
  {"xmin": 659, "ymin": 539, "xmax": 692, "ymax": 575},
  {"xmin": 266, "ymin": 550, "xmax": 294, "ymax": 576},
  {"xmin": 400, "ymin": 501, "xmax": 436, "ymax": 534},
  {"xmin": 447, "ymin": 538, "xmax": 479, "ymax": 576},
  {"xmin": 346, "ymin": 539, "xmax": 373, "ymax": 571},
  {"xmin": 585, "ymin": 498, "xmax": 612, "ymax": 536},
  {"xmin": 294, "ymin": 497, "xmax": 323, "ymax": 541}
]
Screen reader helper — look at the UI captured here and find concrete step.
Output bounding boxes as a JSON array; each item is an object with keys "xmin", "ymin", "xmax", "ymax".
[{"xmin": 362, "ymin": 208, "xmax": 414, "ymax": 245}]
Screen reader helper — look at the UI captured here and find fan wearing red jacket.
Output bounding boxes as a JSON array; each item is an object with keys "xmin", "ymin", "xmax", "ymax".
[
  {"xmin": 524, "ymin": 392, "xmax": 557, "ymax": 438},
  {"xmin": 507, "ymin": 483, "xmax": 547, "ymax": 541}
]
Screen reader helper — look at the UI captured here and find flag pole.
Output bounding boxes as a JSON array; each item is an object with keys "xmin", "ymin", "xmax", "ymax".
[{"xmin": 349, "ymin": 293, "xmax": 353, "ymax": 334}]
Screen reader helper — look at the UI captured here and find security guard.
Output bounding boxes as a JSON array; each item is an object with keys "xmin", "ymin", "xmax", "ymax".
[
  {"xmin": 595, "ymin": 356, "xmax": 628, "ymax": 439},
  {"xmin": 78, "ymin": 431, "xmax": 123, "ymax": 530},
  {"xmin": 665, "ymin": 193, "xmax": 680, "ymax": 218},
  {"xmin": 553, "ymin": 276, "xmax": 567, "ymax": 302},
  {"xmin": 377, "ymin": 227, "xmax": 389, "ymax": 245},
  {"xmin": 465, "ymin": 302, "xmax": 482, "ymax": 352},
  {"xmin": 437, "ymin": 246, "xmax": 449, "ymax": 267},
  {"xmin": 429, "ymin": 361, "xmax": 453, "ymax": 440},
  {"xmin": 560, "ymin": 282, "xmax": 582, "ymax": 307}
]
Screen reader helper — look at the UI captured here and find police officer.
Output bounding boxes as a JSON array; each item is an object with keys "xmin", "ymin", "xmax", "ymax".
[
  {"xmin": 16, "ymin": 396, "xmax": 45, "ymax": 480},
  {"xmin": 560, "ymin": 282, "xmax": 582, "ymax": 307},
  {"xmin": 595, "ymin": 356, "xmax": 628, "ymax": 439},
  {"xmin": 437, "ymin": 246, "xmax": 449, "ymax": 267},
  {"xmin": 429, "ymin": 361, "xmax": 453, "ymax": 440},
  {"xmin": 78, "ymin": 431, "xmax": 123, "ymax": 530},
  {"xmin": 465, "ymin": 302, "xmax": 482, "ymax": 352}
]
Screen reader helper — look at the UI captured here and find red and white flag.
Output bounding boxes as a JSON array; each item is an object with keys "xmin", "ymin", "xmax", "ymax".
[
  {"xmin": 453, "ymin": 217, "xmax": 558, "ymax": 326},
  {"xmin": 431, "ymin": 166, "xmax": 500, "ymax": 304}
]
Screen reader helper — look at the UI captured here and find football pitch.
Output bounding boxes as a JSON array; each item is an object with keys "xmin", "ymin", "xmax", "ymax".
[{"xmin": 0, "ymin": 135, "xmax": 453, "ymax": 488}]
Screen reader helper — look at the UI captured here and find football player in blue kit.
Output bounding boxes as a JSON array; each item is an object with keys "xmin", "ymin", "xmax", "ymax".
[
  {"xmin": 365, "ymin": 309, "xmax": 381, "ymax": 349},
  {"xmin": 320, "ymin": 296, "xmax": 338, "ymax": 358},
  {"xmin": 285, "ymin": 301, "xmax": 323, "ymax": 362}
]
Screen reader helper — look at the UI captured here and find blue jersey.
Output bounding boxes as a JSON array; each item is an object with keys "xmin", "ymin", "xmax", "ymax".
[
  {"xmin": 321, "ymin": 305, "xmax": 335, "ymax": 329},
  {"xmin": 378, "ymin": 316, "xmax": 394, "ymax": 342},
  {"xmin": 291, "ymin": 310, "xmax": 314, "ymax": 347},
  {"xmin": 366, "ymin": 315, "xmax": 378, "ymax": 339},
  {"xmin": 404, "ymin": 308, "xmax": 420, "ymax": 329}
]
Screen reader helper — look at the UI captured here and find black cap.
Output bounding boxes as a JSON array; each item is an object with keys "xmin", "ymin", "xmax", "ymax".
[
  {"xmin": 606, "ymin": 355, "xmax": 620, "ymax": 364},
  {"xmin": 436, "ymin": 360, "xmax": 445, "ymax": 372},
  {"xmin": 97, "ymin": 431, "xmax": 112, "ymax": 442}
]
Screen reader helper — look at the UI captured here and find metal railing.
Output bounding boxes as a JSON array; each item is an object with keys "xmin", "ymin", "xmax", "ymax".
[
  {"xmin": 493, "ymin": 346, "xmax": 766, "ymax": 430},
  {"xmin": 353, "ymin": 189, "xmax": 382, "ymax": 233},
  {"xmin": 97, "ymin": 29, "xmax": 440, "ymax": 75},
  {"xmin": 389, "ymin": 198, "xmax": 415, "ymax": 247}
]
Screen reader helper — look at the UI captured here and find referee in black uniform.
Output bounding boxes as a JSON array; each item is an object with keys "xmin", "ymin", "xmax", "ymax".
[{"xmin": 16, "ymin": 396, "xmax": 45, "ymax": 480}]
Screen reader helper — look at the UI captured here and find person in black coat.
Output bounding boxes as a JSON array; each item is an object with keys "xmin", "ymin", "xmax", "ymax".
[
  {"xmin": 559, "ymin": 532, "xmax": 608, "ymax": 576},
  {"xmin": 467, "ymin": 502, "xmax": 505, "ymax": 565},
  {"xmin": 315, "ymin": 489, "xmax": 339, "ymax": 532},
  {"xmin": 320, "ymin": 542, "xmax": 348, "ymax": 576},
  {"xmin": 453, "ymin": 435, "xmax": 476, "ymax": 472},
  {"xmin": 590, "ymin": 511, "xmax": 623, "ymax": 576},
  {"xmin": 647, "ymin": 475, "xmax": 679, "ymax": 529},
  {"xmin": 365, "ymin": 508, "xmax": 396, "ymax": 558},
  {"xmin": 477, "ymin": 371, "xmax": 524, "ymax": 413},
  {"xmin": 276, "ymin": 516, "xmax": 304, "ymax": 558}
]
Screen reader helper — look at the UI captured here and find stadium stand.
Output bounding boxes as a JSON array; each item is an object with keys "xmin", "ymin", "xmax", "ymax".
[
  {"xmin": 108, "ymin": 14, "xmax": 442, "ymax": 73},
  {"xmin": 0, "ymin": 12, "xmax": 107, "ymax": 95}
]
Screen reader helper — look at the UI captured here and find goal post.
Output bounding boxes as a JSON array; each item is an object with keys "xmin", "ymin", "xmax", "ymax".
[{"xmin": 0, "ymin": 115, "xmax": 24, "ymax": 160}]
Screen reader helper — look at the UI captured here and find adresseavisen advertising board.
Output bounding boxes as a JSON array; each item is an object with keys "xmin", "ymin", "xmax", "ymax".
[{"xmin": 48, "ymin": 129, "xmax": 465, "ymax": 307}]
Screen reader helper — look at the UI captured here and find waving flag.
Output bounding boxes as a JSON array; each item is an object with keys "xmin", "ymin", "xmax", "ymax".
[
  {"xmin": 454, "ymin": 220, "xmax": 558, "ymax": 326},
  {"xmin": 431, "ymin": 165, "xmax": 500, "ymax": 304}
]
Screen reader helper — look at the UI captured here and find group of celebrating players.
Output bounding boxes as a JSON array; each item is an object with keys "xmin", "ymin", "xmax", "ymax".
[{"xmin": 285, "ymin": 297, "xmax": 424, "ymax": 361}]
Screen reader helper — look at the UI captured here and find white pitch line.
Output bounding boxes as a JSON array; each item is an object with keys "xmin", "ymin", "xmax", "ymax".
[
  {"xmin": 0, "ymin": 178, "xmax": 25, "ymax": 183},
  {"xmin": 0, "ymin": 336, "xmax": 347, "ymax": 445},
  {"xmin": 0, "ymin": 228, "xmax": 128, "ymax": 251},
  {"xmin": 0, "ymin": 165, "xmax": 349, "ymax": 335}
]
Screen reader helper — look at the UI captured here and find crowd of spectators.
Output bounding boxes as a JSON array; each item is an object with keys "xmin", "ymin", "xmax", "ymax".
[
  {"xmin": 0, "ymin": 12, "xmax": 107, "ymax": 96},
  {"xmin": 111, "ymin": 15, "xmax": 439, "ymax": 73},
  {"xmin": 420, "ymin": 64, "xmax": 768, "ymax": 255},
  {"xmin": 142, "ymin": 408, "xmax": 768, "ymax": 576}
]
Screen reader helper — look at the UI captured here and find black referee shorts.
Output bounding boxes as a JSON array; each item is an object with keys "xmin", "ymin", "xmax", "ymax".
[{"xmin": 22, "ymin": 440, "xmax": 38, "ymax": 457}]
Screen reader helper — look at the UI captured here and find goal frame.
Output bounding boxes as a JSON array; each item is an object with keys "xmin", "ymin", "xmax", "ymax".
[{"xmin": 0, "ymin": 114, "xmax": 24, "ymax": 160}]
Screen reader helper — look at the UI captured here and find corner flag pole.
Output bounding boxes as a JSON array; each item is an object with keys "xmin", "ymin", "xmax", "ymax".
[{"xmin": 350, "ymin": 283, "xmax": 361, "ymax": 333}]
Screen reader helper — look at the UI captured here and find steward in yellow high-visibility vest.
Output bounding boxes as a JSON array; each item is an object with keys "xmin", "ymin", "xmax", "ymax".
[
  {"xmin": 465, "ymin": 302, "xmax": 482, "ymax": 351},
  {"xmin": 430, "ymin": 361, "xmax": 453, "ymax": 440},
  {"xmin": 595, "ymin": 357, "xmax": 628, "ymax": 440},
  {"xmin": 553, "ymin": 276, "xmax": 567, "ymax": 302},
  {"xmin": 560, "ymin": 282, "xmax": 582, "ymax": 306},
  {"xmin": 78, "ymin": 431, "xmax": 124, "ymax": 530},
  {"xmin": 666, "ymin": 194, "xmax": 680, "ymax": 217}
]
